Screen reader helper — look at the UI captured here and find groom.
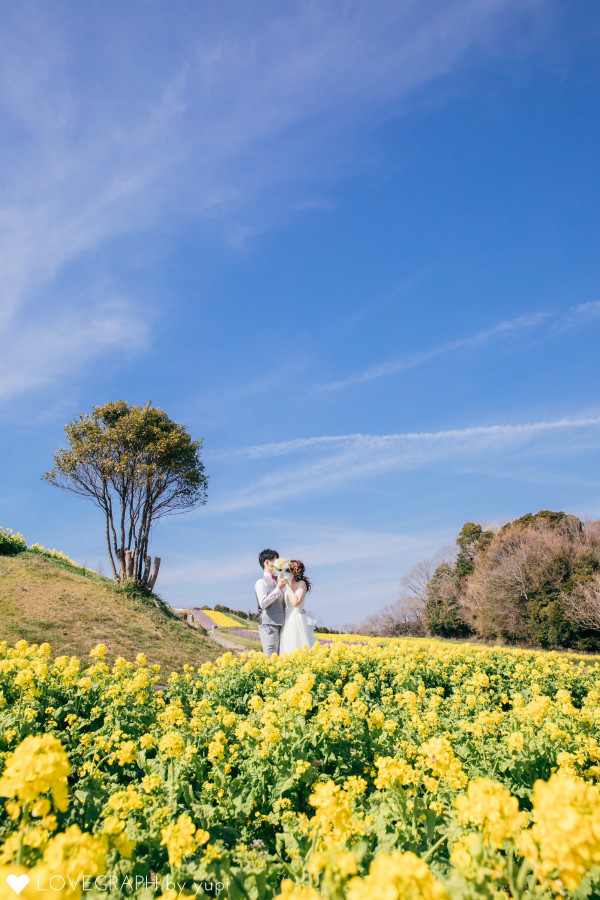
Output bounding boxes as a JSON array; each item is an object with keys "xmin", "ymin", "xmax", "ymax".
[{"xmin": 255, "ymin": 548, "xmax": 286, "ymax": 658}]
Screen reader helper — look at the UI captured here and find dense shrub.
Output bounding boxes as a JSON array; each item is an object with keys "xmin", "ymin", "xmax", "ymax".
[{"xmin": 0, "ymin": 526, "xmax": 27, "ymax": 556}]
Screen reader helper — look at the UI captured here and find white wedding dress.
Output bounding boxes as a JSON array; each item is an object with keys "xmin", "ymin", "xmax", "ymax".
[{"xmin": 279, "ymin": 586, "xmax": 316, "ymax": 655}]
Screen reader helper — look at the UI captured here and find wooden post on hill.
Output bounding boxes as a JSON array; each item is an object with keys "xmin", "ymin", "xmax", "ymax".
[
  {"xmin": 148, "ymin": 557, "xmax": 161, "ymax": 591},
  {"xmin": 125, "ymin": 550, "xmax": 134, "ymax": 579}
]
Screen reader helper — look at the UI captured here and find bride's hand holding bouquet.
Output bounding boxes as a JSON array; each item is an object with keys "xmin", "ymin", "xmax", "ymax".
[{"xmin": 271, "ymin": 556, "xmax": 292, "ymax": 587}]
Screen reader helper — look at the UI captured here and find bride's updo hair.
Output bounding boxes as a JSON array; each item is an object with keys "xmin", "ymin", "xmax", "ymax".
[{"xmin": 290, "ymin": 559, "xmax": 312, "ymax": 591}]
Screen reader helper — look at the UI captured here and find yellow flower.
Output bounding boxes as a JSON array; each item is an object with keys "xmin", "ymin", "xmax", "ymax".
[
  {"xmin": 345, "ymin": 776, "xmax": 367, "ymax": 796},
  {"xmin": 374, "ymin": 757, "xmax": 415, "ymax": 790},
  {"xmin": 308, "ymin": 781, "xmax": 364, "ymax": 847},
  {"xmin": 0, "ymin": 836, "xmax": 20, "ymax": 866},
  {"xmin": 450, "ymin": 834, "xmax": 479, "ymax": 870},
  {"xmin": 31, "ymin": 798, "xmax": 51, "ymax": 818},
  {"xmin": 280, "ymin": 684, "xmax": 313, "ymax": 715},
  {"xmin": 368, "ymin": 709, "xmax": 385, "ymax": 729},
  {"xmin": 207, "ymin": 730, "xmax": 227, "ymax": 760},
  {"xmin": 101, "ymin": 816, "xmax": 125, "ymax": 835},
  {"xmin": 507, "ymin": 732, "xmax": 525, "ymax": 753},
  {"xmin": 159, "ymin": 702, "xmax": 187, "ymax": 727},
  {"xmin": 161, "ymin": 813, "xmax": 199, "ymax": 867},
  {"xmin": 261, "ymin": 724, "xmax": 281, "ymax": 745},
  {"xmin": 106, "ymin": 786, "xmax": 144, "ymax": 817},
  {"xmin": 0, "ymin": 735, "xmax": 70, "ymax": 812},
  {"xmin": 158, "ymin": 731, "xmax": 185, "ymax": 759},
  {"xmin": 35, "ymin": 825, "xmax": 107, "ymax": 890},
  {"xmin": 346, "ymin": 850, "xmax": 448, "ymax": 900},
  {"xmin": 141, "ymin": 773, "xmax": 163, "ymax": 793},
  {"xmin": 275, "ymin": 880, "xmax": 323, "ymax": 899},
  {"xmin": 196, "ymin": 828, "xmax": 210, "ymax": 846},
  {"xmin": 343, "ymin": 682, "xmax": 360, "ymax": 701},
  {"xmin": 419, "ymin": 737, "xmax": 467, "ymax": 789},
  {"xmin": 308, "ymin": 847, "xmax": 357, "ymax": 877},
  {"xmin": 114, "ymin": 741, "xmax": 137, "ymax": 765},
  {"xmin": 516, "ymin": 774, "xmax": 600, "ymax": 892},
  {"xmin": 4, "ymin": 801, "xmax": 20, "ymax": 820},
  {"xmin": 112, "ymin": 833, "xmax": 136, "ymax": 858},
  {"xmin": 455, "ymin": 778, "xmax": 527, "ymax": 848}
]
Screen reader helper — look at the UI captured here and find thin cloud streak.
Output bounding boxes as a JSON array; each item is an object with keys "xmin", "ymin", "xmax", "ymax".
[
  {"xmin": 318, "ymin": 301, "xmax": 599, "ymax": 393},
  {"xmin": 216, "ymin": 414, "xmax": 600, "ymax": 461},
  {"xmin": 211, "ymin": 413, "xmax": 600, "ymax": 512},
  {"xmin": 552, "ymin": 300, "xmax": 600, "ymax": 331},
  {"xmin": 320, "ymin": 311, "xmax": 551, "ymax": 391}
]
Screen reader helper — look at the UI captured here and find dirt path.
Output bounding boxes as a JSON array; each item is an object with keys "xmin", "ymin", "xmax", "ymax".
[{"xmin": 207, "ymin": 630, "xmax": 247, "ymax": 653}]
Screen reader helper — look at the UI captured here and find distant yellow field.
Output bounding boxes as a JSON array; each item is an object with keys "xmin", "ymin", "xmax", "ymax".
[
  {"xmin": 201, "ymin": 608, "xmax": 242, "ymax": 628},
  {"xmin": 315, "ymin": 632, "xmax": 381, "ymax": 644}
]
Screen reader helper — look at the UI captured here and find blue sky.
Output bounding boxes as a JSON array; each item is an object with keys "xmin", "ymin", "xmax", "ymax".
[{"xmin": 1, "ymin": 1, "xmax": 600, "ymax": 626}]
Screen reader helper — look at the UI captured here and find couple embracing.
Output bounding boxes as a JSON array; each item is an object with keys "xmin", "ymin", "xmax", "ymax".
[{"xmin": 254, "ymin": 549, "xmax": 316, "ymax": 658}]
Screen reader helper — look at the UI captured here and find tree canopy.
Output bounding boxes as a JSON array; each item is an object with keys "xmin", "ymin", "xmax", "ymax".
[
  {"xmin": 44, "ymin": 401, "xmax": 208, "ymax": 588},
  {"xmin": 424, "ymin": 511, "xmax": 600, "ymax": 650},
  {"xmin": 356, "ymin": 511, "xmax": 600, "ymax": 651}
]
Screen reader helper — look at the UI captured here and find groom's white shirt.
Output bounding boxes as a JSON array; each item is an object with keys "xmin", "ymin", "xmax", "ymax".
[{"xmin": 255, "ymin": 573, "xmax": 283, "ymax": 610}]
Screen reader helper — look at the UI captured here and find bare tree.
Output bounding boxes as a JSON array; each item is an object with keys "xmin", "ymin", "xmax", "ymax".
[
  {"xmin": 353, "ymin": 550, "xmax": 454, "ymax": 637},
  {"xmin": 401, "ymin": 554, "xmax": 446, "ymax": 604},
  {"xmin": 582, "ymin": 518, "xmax": 600, "ymax": 549},
  {"xmin": 564, "ymin": 574, "xmax": 600, "ymax": 631}
]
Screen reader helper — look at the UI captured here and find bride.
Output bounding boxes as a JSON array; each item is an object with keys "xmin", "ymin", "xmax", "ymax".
[{"xmin": 278, "ymin": 559, "xmax": 316, "ymax": 655}]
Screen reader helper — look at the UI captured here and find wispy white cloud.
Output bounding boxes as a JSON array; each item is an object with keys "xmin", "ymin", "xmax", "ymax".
[
  {"xmin": 216, "ymin": 413, "xmax": 600, "ymax": 461},
  {"xmin": 211, "ymin": 413, "xmax": 600, "ymax": 511},
  {"xmin": 553, "ymin": 300, "xmax": 600, "ymax": 330},
  {"xmin": 0, "ymin": 296, "xmax": 150, "ymax": 403},
  {"xmin": 317, "ymin": 301, "xmax": 600, "ymax": 392},
  {"xmin": 0, "ymin": 0, "xmax": 546, "ymax": 403}
]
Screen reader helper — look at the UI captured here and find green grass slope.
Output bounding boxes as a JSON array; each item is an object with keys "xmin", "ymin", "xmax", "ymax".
[{"xmin": 0, "ymin": 552, "xmax": 220, "ymax": 671}]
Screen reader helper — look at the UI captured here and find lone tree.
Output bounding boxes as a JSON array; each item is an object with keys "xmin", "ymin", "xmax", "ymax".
[{"xmin": 44, "ymin": 401, "xmax": 208, "ymax": 590}]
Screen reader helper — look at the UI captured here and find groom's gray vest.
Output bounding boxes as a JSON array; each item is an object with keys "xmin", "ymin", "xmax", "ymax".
[{"xmin": 256, "ymin": 575, "xmax": 285, "ymax": 626}]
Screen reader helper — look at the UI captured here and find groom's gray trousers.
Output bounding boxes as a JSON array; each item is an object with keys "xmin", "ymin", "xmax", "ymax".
[
  {"xmin": 256, "ymin": 575, "xmax": 286, "ymax": 658},
  {"xmin": 258, "ymin": 623, "xmax": 282, "ymax": 659}
]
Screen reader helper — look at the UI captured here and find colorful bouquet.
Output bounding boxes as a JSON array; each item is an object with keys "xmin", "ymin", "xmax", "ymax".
[{"xmin": 271, "ymin": 556, "xmax": 292, "ymax": 582}]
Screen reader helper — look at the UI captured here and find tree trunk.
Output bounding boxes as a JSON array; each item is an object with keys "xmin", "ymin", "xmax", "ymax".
[
  {"xmin": 105, "ymin": 512, "xmax": 118, "ymax": 580},
  {"xmin": 125, "ymin": 549, "xmax": 134, "ymax": 579},
  {"xmin": 142, "ymin": 555, "xmax": 151, "ymax": 584},
  {"xmin": 148, "ymin": 557, "xmax": 161, "ymax": 591},
  {"xmin": 116, "ymin": 547, "xmax": 126, "ymax": 583}
]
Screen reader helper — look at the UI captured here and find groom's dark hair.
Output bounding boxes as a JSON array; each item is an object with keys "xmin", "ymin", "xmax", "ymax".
[{"xmin": 259, "ymin": 548, "xmax": 279, "ymax": 569}]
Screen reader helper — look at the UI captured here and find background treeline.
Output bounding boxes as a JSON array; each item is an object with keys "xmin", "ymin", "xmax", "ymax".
[{"xmin": 350, "ymin": 510, "xmax": 600, "ymax": 652}]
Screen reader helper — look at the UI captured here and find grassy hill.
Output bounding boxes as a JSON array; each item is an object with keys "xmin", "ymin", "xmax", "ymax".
[{"xmin": 0, "ymin": 552, "xmax": 221, "ymax": 671}]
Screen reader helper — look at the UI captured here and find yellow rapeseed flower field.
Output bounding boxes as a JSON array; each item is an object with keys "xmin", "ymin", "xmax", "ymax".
[
  {"xmin": 1, "ymin": 637, "xmax": 600, "ymax": 899},
  {"xmin": 200, "ymin": 610, "xmax": 243, "ymax": 629}
]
